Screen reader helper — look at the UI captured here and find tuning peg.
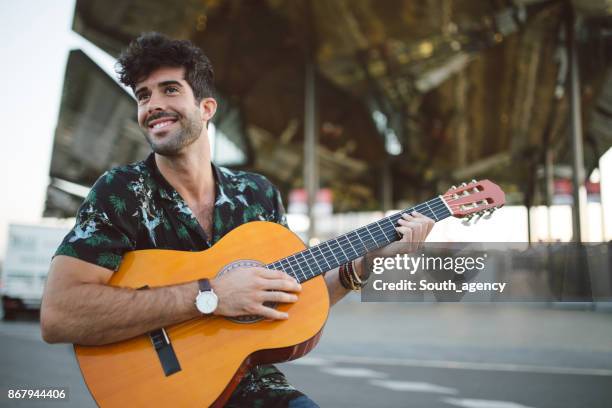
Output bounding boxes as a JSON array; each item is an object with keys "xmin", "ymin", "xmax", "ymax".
[
  {"xmin": 471, "ymin": 179, "xmax": 477, "ymax": 184},
  {"xmin": 472, "ymin": 203, "xmax": 479, "ymax": 208},
  {"xmin": 483, "ymin": 208, "xmax": 495, "ymax": 219},
  {"xmin": 461, "ymin": 214, "xmax": 474, "ymax": 226},
  {"xmin": 451, "ymin": 185, "xmax": 457, "ymax": 190},
  {"xmin": 460, "ymin": 182, "xmax": 467, "ymax": 187},
  {"xmin": 463, "ymin": 190, "xmax": 470, "ymax": 196},
  {"xmin": 480, "ymin": 200, "xmax": 488, "ymax": 205},
  {"xmin": 453, "ymin": 194, "xmax": 459, "ymax": 199},
  {"xmin": 472, "ymin": 187, "xmax": 479, "ymax": 193}
]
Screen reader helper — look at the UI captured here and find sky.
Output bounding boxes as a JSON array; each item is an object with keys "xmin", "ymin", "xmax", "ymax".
[
  {"xmin": 0, "ymin": 1, "xmax": 610, "ymax": 261},
  {"xmin": 0, "ymin": 0, "xmax": 121, "ymax": 258}
]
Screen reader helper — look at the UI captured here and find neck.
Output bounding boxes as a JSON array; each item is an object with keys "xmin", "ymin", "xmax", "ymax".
[{"xmin": 155, "ymin": 131, "xmax": 215, "ymax": 204}]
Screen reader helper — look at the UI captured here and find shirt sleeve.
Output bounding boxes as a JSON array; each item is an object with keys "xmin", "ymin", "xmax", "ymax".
[
  {"xmin": 271, "ymin": 186, "xmax": 289, "ymax": 228},
  {"xmin": 54, "ymin": 170, "xmax": 137, "ymax": 271}
]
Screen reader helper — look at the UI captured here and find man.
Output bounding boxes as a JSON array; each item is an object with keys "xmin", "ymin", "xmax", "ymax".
[{"xmin": 41, "ymin": 32, "xmax": 434, "ymax": 407}]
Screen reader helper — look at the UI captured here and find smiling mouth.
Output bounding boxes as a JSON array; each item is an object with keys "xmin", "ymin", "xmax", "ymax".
[
  {"xmin": 149, "ymin": 120, "xmax": 176, "ymax": 130},
  {"xmin": 146, "ymin": 114, "xmax": 179, "ymax": 132}
]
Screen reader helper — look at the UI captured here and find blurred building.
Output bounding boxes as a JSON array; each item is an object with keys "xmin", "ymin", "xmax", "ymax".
[{"xmin": 45, "ymin": 0, "xmax": 612, "ymax": 227}]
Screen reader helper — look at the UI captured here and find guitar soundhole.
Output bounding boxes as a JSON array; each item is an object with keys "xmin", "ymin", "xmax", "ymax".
[{"xmin": 217, "ymin": 259, "xmax": 278, "ymax": 324}]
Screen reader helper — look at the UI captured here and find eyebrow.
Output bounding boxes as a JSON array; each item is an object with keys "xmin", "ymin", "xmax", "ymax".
[{"xmin": 135, "ymin": 80, "xmax": 183, "ymax": 97}]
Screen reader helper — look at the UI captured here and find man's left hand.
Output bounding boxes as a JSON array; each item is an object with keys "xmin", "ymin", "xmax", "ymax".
[{"xmin": 359, "ymin": 211, "xmax": 435, "ymax": 279}]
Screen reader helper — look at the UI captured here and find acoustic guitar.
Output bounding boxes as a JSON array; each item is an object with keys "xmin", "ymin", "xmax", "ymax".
[{"xmin": 75, "ymin": 180, "xmax": 505, "ymax": 407}]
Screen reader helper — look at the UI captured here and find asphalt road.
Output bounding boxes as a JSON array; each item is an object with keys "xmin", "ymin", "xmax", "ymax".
[{"xmin": 1, "ymin": 301, "xmax": 611, "ymax": 407}]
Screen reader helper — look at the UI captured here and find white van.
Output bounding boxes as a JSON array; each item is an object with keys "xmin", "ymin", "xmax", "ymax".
[{"xmin": 1, "ymin": 224, "xmax": 69, "ymax": 320}]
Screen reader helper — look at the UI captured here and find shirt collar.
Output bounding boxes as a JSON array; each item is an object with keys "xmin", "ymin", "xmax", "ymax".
[{"xmin": 143, "ymin": 153, "xmax": 231, "ymax": 202}]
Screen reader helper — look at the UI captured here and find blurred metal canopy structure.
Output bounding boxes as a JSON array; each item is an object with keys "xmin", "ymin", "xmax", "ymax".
[
  {"xmin": 46, "ymin": 0, "xmax": 612, "ymax": 219},
  {"xmin": 45, "ymin": 49, "xmax": 142, "ymax": 217}
]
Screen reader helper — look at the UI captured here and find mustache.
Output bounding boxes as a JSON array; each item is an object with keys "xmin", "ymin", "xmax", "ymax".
[{"xmin": 146, "ymin": 111, "xmax": 179, "ymax": 127}]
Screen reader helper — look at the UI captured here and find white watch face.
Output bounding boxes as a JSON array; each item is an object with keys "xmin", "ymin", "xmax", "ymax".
[{"xmin": 196, "ymin": 291, "xmax": 218, "ymax": 314}]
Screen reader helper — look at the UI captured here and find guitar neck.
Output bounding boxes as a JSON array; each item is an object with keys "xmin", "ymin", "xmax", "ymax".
[{"xmin": 266, "ymin": 195, "xmax": 452, "ymax": 283}]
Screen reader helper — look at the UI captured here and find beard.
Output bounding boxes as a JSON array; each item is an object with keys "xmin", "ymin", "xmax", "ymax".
[{"xmin": 144, "ymin": 111, "xmax": 203, "ymax": 157}]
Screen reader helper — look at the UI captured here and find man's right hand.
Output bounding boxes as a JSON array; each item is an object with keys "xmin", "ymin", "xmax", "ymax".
[{"xmin": 210, "ymin": 268, "xmax": 302, "ymax": 320}]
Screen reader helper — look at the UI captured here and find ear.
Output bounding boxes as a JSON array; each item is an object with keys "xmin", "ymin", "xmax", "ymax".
[{"xmin": 199, "ymin": 97, "xmax": 217, "ymax": 124}]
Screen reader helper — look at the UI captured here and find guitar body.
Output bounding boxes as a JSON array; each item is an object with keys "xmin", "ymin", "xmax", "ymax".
[{"xmin": 74, "ymin": 221, "xmax": 329, "ymax": 407}]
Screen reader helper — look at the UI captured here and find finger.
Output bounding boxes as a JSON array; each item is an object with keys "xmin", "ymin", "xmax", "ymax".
[
  {"xmin": 260, "ymin": 291, "xmax": 299, "ymax": 303},
  {"xmin": 427, "ymin": 218, "xmax": 435, "ymax": 234},
  {"xmin": 412, "ymin": 211, "xmax": 435, "ymax": 228},
  {"xmin": 399, "ymin": 218, "xmax": 429, "ymax": 240},
  {"xmin": 258, "ymin": 268, "xmax": 295, "ymax": 282},
  {"xmin": 402, "ymin": 213, "xmax": 430, "ymax": 226},
  {"xmin": 410, "ymin": 213, "xmax": 435, "ymax": 237},
  {"xmin": 397, "ymin": 220, "xmax": 425, "ymax": 237},
  {"xmin": 395, "ymin": 226, "xmax": 413, "ymax": 242},
  {"xmin": 259, "ymin": 278, "xmax": 302, "ymax": 292},
  {"xmin": 254, "ymin": 304, "xmax": 289, "ymax": 320}
]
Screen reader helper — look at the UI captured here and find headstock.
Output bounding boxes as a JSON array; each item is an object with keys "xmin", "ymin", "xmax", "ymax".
[{"xmin": 442, "ymin": 179, "xmax": 505, "ymax": 225}]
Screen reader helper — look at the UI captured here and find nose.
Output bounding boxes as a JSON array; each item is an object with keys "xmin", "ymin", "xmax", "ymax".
[{"xmin": 147, "ymin": 90, "xmax": 166, "ymax": 115}]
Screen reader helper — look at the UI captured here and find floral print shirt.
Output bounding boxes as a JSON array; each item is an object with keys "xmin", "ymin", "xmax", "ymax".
[
  {"xmin": 54, "ymin": 153, "xmax": 304, "ymax": 405},
  {"xmin": 55, "ymin": 153, "xmax": 288, "ymax": 269}
]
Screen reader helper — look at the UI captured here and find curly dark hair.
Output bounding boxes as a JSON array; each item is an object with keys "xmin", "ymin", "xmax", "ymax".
[{"xmin": 116, "ymin": 32, "xmax": 215, "ymax": 102}]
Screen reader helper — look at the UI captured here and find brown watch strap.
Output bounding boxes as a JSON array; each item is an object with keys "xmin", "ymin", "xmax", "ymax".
[{"xmin": 198, "ymin": 278, "xmax": 211, "ymax": 292}]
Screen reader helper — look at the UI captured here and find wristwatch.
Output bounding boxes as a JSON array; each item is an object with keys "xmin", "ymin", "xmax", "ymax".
[{"xmin": 195, "ymin": 278, "xmax": 218, "ymax": 314}]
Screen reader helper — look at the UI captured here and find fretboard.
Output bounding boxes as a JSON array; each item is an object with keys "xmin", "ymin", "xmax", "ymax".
[{"xmin": 266, "ymin": 195, "xmax": 452, "ymax": 283}]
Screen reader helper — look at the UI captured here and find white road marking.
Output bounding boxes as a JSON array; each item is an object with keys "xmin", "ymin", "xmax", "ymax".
[
  {"xmin": 315, "ymin": 354, "xmax": 612, "ymax": 377},
  {"xmin": 289, "ymin": 357, "xmax": 330, "ymax": 366},
  {"xmin": 320, "ymin": 367, "xmax": 388, "ymax": 378},
  {"xmin": 442, "ymin": 398, "xmax": 536, "ymax": 408},
  {"xmin": 370, "ymin": 380, "xmax": 458, "ymax": 394}
]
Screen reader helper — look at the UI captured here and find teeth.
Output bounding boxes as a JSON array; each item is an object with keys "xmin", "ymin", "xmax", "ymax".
[{"xmin": 152, "ymin": 121, "xmax": 174, "ymax": 129}]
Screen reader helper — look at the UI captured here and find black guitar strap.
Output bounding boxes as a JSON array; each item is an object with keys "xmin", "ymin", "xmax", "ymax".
[{"xmin": 138, "ymin": 286, "xmax": 182, "ymax": 376}]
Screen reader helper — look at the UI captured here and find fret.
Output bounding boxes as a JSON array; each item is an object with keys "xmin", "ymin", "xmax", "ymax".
[
  {"xmin": 384, "ymin": 217, "xmax": 400, "ymax": 241},
  {"xmin": 357, "ymin": 227, "xmax": 377, "ymax": 251},
  {"xmin": 266, "ymin": 194, "xmax": 454, "ymax": 283},
  {"xmin": 280, "ymin": 259, "xmax": 293, "ymax": 275},
  {"xmin": 334, "ymin": 236, "xmax": 352, "ymax": 262},
  {"xmin": 424, "ymin": 200, "xmax": 438, "ymax": 221},
  {"xmin": 306, "ymin": 247, "xmax": 326, "ymax": 275},
  {"xmin": 364, "ymin": 225, "xmax": 379, "ymax": 249},
  {"xmin": 351, "ymin": 229, "xmax": 369, "ymax": 253},
  {"xmin": 312, "ymin": 245, "xmax": 332, "ymax": 271},
  {"xmin": 290, "ymin": 254, "xmax": 307, "ymax": 281},
  {"xmin": 285, "ymin": 254, "xmax": 298, "ymax": 270},
  {"xmin": 325, "ymin": 241, "xmax": 341, "ymax": 267},
  {"xmin": 327, "ymin": 239, "xmax": 344, "ymax": 264},
  {"xmin": 298, "ymin": 251, "xmax": 316, "ymax": 278},
  {"xmin": 374, "ymin": 220, "xmax": 391, "ymax": 245},
  {"xmin": 338, "ymin": 234, "xmax": 359, "ymax": 260},
  {"xmin": 347, "ymin": 230, "xmax": 367, "ymax": 256}
]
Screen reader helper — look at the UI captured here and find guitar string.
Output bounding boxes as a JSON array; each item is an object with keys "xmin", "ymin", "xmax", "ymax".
[
  {"xmin": 270, "ymin": 197, "xmax": 453, "ymax": 278},
  {"xmin": 163, "ymin": 193, "xmax": 488, "ymax": 333},
  {"xmin": 268, "ymin": 197, "xmax": 454, "ymax": 281},
  {"xmin": 268, "ymin": 194, "xmax": 493, "ymax": 281}
]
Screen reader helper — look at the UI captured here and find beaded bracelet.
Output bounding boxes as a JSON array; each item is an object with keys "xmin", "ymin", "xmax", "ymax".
[
  {"xmin": 339, "ymin": 260, "xmax": 364, "ymax": 291},
  {"xmin": 338, "ymin": 263, "xmax": 352, "ymax": 290}
]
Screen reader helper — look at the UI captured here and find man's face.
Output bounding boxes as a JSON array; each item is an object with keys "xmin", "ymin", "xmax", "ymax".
[{"xmin": 135, "ymin": 66, "xmax": 203, "ymax": 156}]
